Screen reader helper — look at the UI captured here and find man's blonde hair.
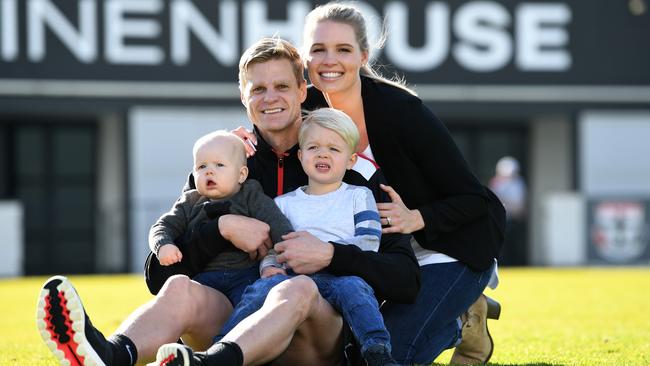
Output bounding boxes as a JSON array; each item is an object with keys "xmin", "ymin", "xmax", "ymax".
[
  {"xmin": 193, "ymin": 130, "xmax": 247, "ymax": 167},
  {"xmin": 299, "ymin": 108, "xmax": 359, "ymax": 153},
  {"xmin": 238, "ymin": 37, "xmax": 305, "ymax": 90}
]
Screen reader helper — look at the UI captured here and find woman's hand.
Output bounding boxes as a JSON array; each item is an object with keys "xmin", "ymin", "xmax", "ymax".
[
  {"xmin": 231, "ymin": 126, "xmax": 257, "ymax": 157},
  {"xmin": 274, "ymin": 231, "xmax": 334, "ymax": 274},
  {"xmin": 377, "ymin": 184, "xmax": 425, "ymax": 234},
  {"xmin": 218, "ymin": 214, "xmax": 272, "ymax": 260}
]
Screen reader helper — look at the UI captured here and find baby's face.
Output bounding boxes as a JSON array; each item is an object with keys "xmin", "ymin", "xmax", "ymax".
[{"xmin": 193, "ymin": 138, "xmax": 246, "ymax": 200}]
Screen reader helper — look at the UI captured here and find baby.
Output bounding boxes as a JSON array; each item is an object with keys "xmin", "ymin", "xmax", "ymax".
[{"xmin": 148, "ymin": 130, "xmax": 293, "ymax": 306}]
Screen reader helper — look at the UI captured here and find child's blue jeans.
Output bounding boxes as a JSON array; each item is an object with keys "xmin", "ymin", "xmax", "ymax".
[{"xmin": 216, "ymin": 272, "xmax": 390, "ymax": 353}]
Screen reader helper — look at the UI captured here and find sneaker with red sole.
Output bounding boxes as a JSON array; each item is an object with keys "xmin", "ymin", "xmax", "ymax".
[
  {"xmin": 154, "ymin": 343, "xmax": 205, "ymax": 366},
  {"xmin": 36, "ymin": 275, "xmax": 114, "ymax": 366}
]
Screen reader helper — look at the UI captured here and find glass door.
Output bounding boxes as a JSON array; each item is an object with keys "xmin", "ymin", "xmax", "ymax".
[
  {"xmin": 448, "ymin": 122, "xmax": 529, "ymax": 266},
  {"xmin": 2, "ymin": 121, "xmax": 97, "ymax": 274}
]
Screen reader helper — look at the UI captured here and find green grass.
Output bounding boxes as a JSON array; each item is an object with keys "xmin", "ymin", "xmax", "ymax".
[
  {"xmin": 1, "ymin": 268, "xmax": 649, "ymax": 365},
  {"xmin": 1, "ymin": 275, "xmax": 154, "ymax": 365}
]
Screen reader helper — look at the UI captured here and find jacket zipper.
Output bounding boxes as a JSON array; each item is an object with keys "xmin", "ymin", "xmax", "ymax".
[
  {"xmin": 277, "ymin": 156, "xmax": 284, "ymax": 196},
  {"xmin": 273, "ymin": 149, "xmax": 290, "ymax": 196}
]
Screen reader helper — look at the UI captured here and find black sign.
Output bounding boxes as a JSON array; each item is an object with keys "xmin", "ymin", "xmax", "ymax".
[{"xmin": 1, "ymin": 0, "xmax": 649, "ymax": 85}]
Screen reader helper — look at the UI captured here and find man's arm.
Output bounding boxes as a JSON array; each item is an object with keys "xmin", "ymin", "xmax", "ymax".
[
  {"xmin": 274, "ymin": 174, "xmax": 420, "ymax": 303},
  {"xmin": 183, "ymin": 173, "xmax": 275, "ymax": 259},
  {"xmin": 327, "ymin": 233, "xmax": 420, "ymax": 303},
  {"xmin": 241, "ymin": 179, "xmax": 294, "ymax": 244},
  {"xmin": 275, "ymin": 230, "xmax": 420, "ymax": 304},
  {"xmin": 328, "ymin": 170, "xmax": 420, "ymax": 303}
]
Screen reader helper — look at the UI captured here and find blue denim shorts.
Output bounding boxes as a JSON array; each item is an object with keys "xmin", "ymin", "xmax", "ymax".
[{"xmin": 192, "ymin": 265, "xmax": 260, "ymax": 307}]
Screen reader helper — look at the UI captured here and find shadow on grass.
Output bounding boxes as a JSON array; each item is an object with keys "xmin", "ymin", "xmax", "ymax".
[{"xmin": 433, "ymin": 363, "xmax": 564, "ymax": 366}]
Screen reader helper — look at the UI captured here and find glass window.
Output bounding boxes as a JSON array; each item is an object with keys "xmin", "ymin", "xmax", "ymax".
[
  {"xmin": 53, "ymin": 186, "xmax": 94, "ymax": 229},
  {"xmin": 0, "ymin": 127, "xmax": 6, "ymax": 197},
  {"xmin": 16, "ymin": 128, "xmax": 45, "ymax": 177},
  {"xmin": 54, "ymin": 129, "xmax": 94, "ymax": 176},
  {"xmin": 11, "ymin": 123, "xmax": 97, "ymax": 274}
]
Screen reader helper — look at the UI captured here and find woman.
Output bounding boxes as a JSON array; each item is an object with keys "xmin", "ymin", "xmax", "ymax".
[{"xmin": 300, "ymin": 3, "xmax": 505, "ymax": 365}]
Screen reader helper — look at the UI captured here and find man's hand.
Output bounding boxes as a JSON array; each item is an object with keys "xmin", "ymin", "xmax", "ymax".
[
  {"xmin": 275, "ymin": 231, "xmax": 334, "ymax": 274},
  {"xmin": 158, "ymin": 244, "xmax": 182, "ymax": 266},
  {"xmin": 218, "ymin": 214, "xmax": 272, "ymax": 260},
  {"xmin": 261, "ymin": 266, "xmax": 287, "ymax": 278}
]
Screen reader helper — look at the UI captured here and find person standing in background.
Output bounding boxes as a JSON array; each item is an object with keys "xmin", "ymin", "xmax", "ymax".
[{"xmin": 490, "ymin": 156, "xmax": 528, "ymax": 265}]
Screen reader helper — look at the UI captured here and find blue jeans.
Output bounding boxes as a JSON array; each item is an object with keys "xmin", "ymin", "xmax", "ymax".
[
  {"xmin": 217, "ymin": 273, "xmax": 390, "ymax": 353},
  {"xmin": 192, "ymin": 265, "xmax": 260, "ymax": 307},
  {"xmin": 381, "ymin": 261, "xmax": 494, "ymax": 365},
  {"xmin": 217, "ymin": 273, "xmax": 290, "ymax": 341}
]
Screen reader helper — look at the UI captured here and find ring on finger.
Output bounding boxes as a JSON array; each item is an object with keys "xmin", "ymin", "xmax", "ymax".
[{"xmin": 386, "ymin": 217, "xmax": 392, "ymax": 226}]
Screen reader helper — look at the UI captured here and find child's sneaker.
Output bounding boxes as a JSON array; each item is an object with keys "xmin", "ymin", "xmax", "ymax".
[
  {"xmin": 36, "ymin": 275, "xmax": 114, "ymax": 366},
  {"xmin": 153, "ymin": 343, "xmax": 205, "ymax": 366},
  {"xmin": 363, "ymin": 344, "xmax": 400, "ymax": 366}
]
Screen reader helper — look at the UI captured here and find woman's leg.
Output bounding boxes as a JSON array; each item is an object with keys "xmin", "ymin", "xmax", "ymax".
[{"xmin": 381, "ymin": 262, "xmax": 493, "ymax": 365}]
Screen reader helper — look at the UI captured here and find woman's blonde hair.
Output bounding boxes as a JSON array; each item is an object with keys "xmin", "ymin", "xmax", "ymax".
[
  {"xmin": 303, "ymin": 1, "xmax": 417, "ymax": 96},
  {"xmin": 299, "ymin": 108, "xmax": 360, "ymax": 153}
]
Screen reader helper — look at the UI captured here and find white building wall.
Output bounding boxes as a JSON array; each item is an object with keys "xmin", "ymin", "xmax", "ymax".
[
  {"xmin": 529, "ymin": 115, "xmax": 575, "ymax": 265},
  {"xmin": 128, "ymin": 106, "xmax": 249, "ymax": 272},
  {"xmin": 0, "ymin": 201, "xmax": 23, "ymax": 277},
  {"xmin": 96, "ymin": 113, "xmax": 127, "ymax": 272},
  {"xmin": 579, "ymin": 111, "xmax": 650, "ymax": 196}
]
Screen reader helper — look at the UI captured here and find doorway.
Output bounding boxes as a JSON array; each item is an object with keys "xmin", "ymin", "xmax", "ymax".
[
  {"xmin": 0, "ymin": 119, "xmax": 97, "ymax": 274},
  {"xmin": 448, "ymin": 121, "xmax": 529, "ymax": 266}
]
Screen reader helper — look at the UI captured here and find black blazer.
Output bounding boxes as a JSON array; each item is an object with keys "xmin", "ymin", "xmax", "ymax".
[{"xmin": 304, "ymin": 76, "xmax": 505, "ymax": 271}]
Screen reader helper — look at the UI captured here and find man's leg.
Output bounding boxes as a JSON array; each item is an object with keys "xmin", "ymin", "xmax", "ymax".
[
  {"xmin": 38, "ymin": 275, "xmax": 233, "ymax": 366},
  {"xmin": 119, "ymin": 275, "xmax": 233, "ymax": 360},
  {"xmin": 215, "ymin": 274, "xmax": 292, "ymax": 342},
  {"xmin": 151, "ymin": 275, "xmax": 345, "ymax": 366},
  {"xmin": 225, "ymin": 275, "xmax": 344, "ymax": 366}
]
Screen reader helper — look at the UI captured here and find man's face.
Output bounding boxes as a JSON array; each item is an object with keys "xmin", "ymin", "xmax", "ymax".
[{"xmin": 240, "ymin": 58, "xmax": 307, "ymax": 137}]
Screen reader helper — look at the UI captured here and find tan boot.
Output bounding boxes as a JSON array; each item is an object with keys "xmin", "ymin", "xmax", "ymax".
[{"xmin": 449, "ymin": 294, "xmax": 499, "ymax": 365}]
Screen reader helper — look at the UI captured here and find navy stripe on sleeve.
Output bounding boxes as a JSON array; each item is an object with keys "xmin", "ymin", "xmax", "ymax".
[
  {"xmin": 355, "ymin": 227, "xmax": 382, "ymax": 239},
  {"xmin": 354, "ymin": 210, "xmax": 380, "ymax": 224}
]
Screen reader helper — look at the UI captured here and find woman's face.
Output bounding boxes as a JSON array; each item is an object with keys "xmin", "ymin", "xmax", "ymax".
[{"xmin": 304, "ymin": 21, "xmax": 369, "ymax": 96}]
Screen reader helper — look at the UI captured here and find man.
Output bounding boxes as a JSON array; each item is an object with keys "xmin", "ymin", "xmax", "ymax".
[
  {"xmin": 37, "ymin": 38, "xmax": 419, "ymax": 366},
  {"xmin": 152, "ymin": 37, "xmax": 420, "ymax": 366}
]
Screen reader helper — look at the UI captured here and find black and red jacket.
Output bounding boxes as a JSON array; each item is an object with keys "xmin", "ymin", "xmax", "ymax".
[{"xmin": 182, "ymin": 127, "xmax": 420, "ymax": 304}]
